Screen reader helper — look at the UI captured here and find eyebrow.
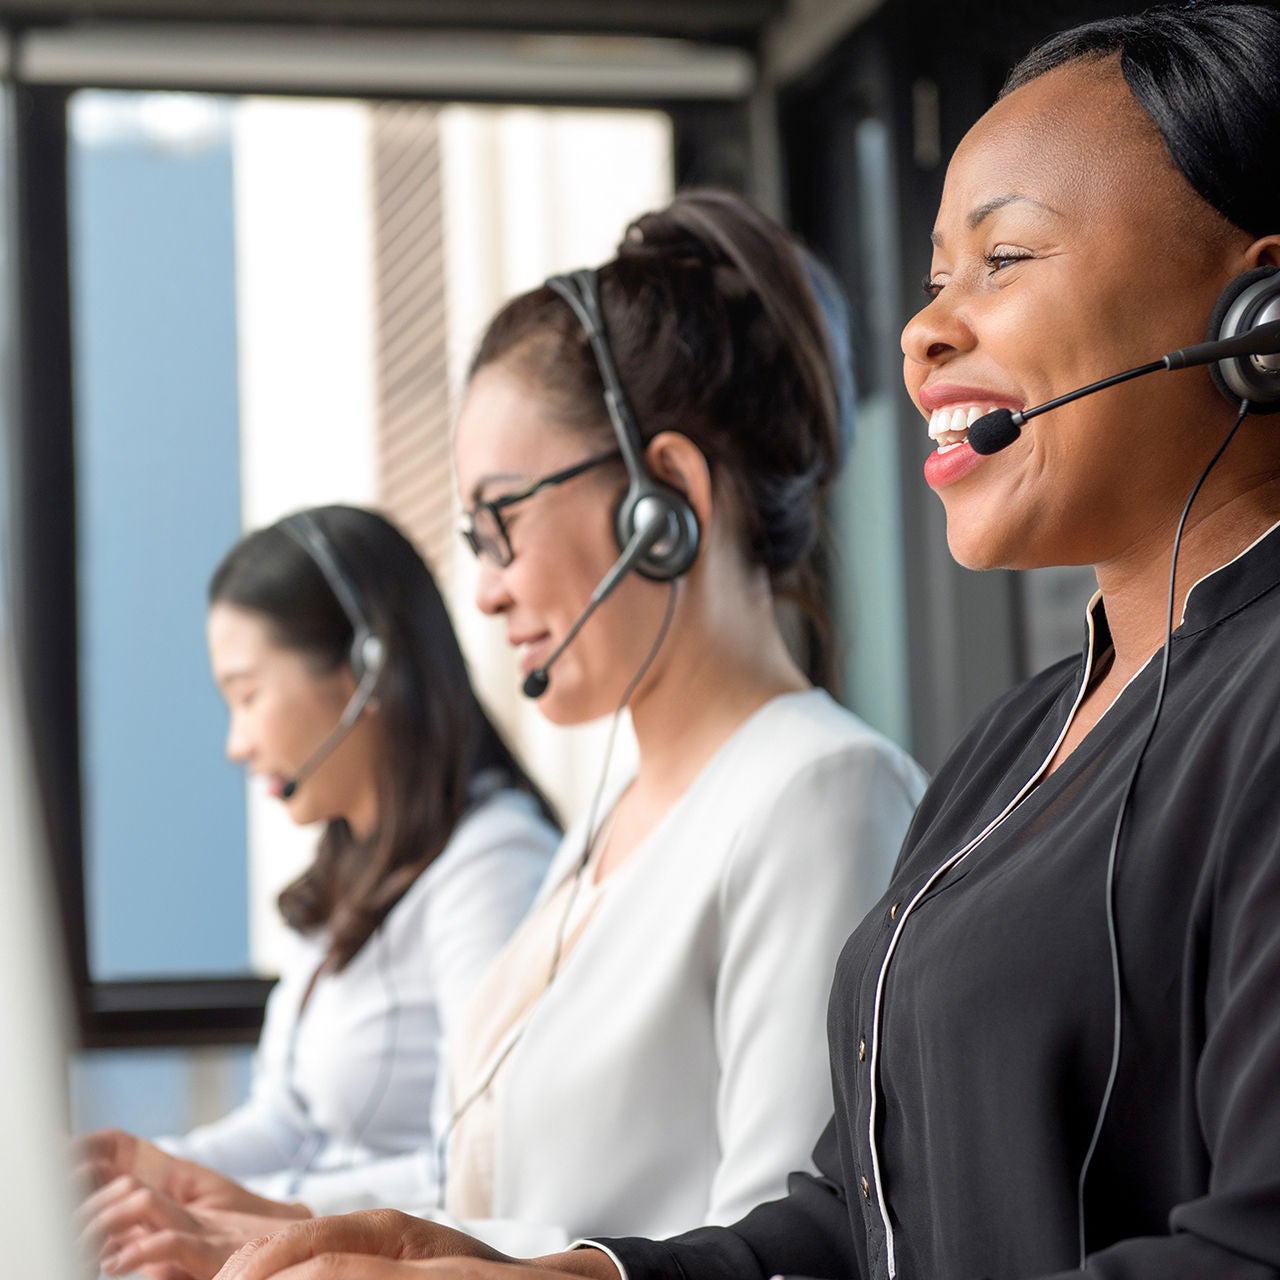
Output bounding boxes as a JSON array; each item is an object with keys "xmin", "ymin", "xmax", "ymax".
[
  {"xmin": 930, "ymin": 193, "xmax": 1065, "ymax": 245},
  {"xmin": 469, "ymin": 472, "xmax": 526, "ymax": 504}
]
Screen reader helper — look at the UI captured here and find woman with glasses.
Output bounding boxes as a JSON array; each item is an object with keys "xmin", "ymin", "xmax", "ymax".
[
  {"xmin": 77, "ymin": 506, "xmax": 559, "ymax": 1277},
  {"xmin": 432, "ymin": 189, "xmax": 924, "ymax": 1256},
  {"xmin": 174, "ymin": 189, "xmax": 924, "ymax": 1275},
  {"xmin": 444, "ymin": 192, "xmax": 920, "ymax": 1246}
]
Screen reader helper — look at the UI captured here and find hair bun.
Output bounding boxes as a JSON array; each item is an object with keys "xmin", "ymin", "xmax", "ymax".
[{"xmin": 621, "ymin": 210, "xmax": 726, "ymax": 269}]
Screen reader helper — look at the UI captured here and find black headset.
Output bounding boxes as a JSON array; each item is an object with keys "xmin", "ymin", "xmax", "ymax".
[
  {"xmin": 279, "ymin": 511, "xmax": 386, "ymax": 685},
  {"xmin": 1207, "ymin": 265, "xmax": 1280, "ymax": 410},
  {"xmin": 275, "ymin": 513, "xmax": 387, "ymax": 798},
  {"xmin": 546, "ymin": 268, "xmax": 701, "ymax": 581}
]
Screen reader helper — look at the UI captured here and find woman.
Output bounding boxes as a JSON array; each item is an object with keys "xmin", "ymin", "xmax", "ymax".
[
  {"xmin": 186, "ymin": 189, "xmax": 924, "ymax": 1274},
  {"xmin": 426, "ymin": 202, "xmax": 923, "ymax": 1257},
  {"xmin": 79, "ymin": 505, "xmax": 559, "ymax": 1274},
  {"xmin": 217, "ymin": 5, "xmax": 1280, "ymax": 1279}
]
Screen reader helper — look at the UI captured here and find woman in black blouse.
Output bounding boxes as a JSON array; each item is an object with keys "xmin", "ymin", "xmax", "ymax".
[{"xmin": 217, "ymin": 4, "xmax": 1280, "ymax": 1278}]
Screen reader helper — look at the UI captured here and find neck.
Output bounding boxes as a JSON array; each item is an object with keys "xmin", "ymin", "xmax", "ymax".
[
  {"xmin": 1093, "ymin": 462, "xmax": 1280, "ymax": 681},
  {"xmin": 625, "ymin": 575, "xmax": 809, "ymax": 811}
]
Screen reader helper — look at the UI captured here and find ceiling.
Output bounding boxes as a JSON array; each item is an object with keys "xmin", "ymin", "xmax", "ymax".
[{"xmin": 0, "ymin": 0, "xmax": 786, "ymax": 44}]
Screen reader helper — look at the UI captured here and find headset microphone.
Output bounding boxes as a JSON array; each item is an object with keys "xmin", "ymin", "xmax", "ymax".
[
  {"xmin": 969, "ymin": 265, "xmax": 1280, "ymax": 456},
  {"xmin": 279, "ymin": 644, "xmax": 384, "ymax": 799},
  {"xmin": 523, "ymin": 505, "xmax": 669, "ymax": 700},
  {"xmin": 277, "ymin": 512, "xmax": 386, "ymax": 800},
  {"xmin": 969, "ymin": 317, "xmax": 1280, "ymax": 455}
]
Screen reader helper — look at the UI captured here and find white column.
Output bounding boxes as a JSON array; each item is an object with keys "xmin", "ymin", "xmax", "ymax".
[
  {"xmin": 439, "ymin": 105, "xmax": 672, "ymax": 822},
  {"xmin": 232, "ymin": 97, "xmax": 379, "ymax": 973}
]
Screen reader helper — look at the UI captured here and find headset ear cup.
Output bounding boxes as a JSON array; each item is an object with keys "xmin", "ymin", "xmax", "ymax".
[
  {"xmin": 1206, "ymin": 266, "xmax": 1280, "ymax": 412},
  {"xmin": 354, "ymin": 633, "xmax": 385, "ymax": 684},
  {"xmin": 615, "ymin": 482, "xmax": 701, "ymax": 582}
]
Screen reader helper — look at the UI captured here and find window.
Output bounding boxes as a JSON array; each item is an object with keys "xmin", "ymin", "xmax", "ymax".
[{"xmin": 39, "ymin": 82, "xmax": 678, "ymax": 1133}]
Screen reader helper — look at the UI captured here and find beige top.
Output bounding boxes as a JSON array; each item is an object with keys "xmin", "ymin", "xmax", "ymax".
[
  {"xmin": 422, "ymin": 691, "xmax": 924, "ymax": 1255},
  {"xmin": 445, "ymin": 848, "xmax": 608, "ymax": 1218}
]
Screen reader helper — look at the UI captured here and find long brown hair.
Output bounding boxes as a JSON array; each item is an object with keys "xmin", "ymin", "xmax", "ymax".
[
  {"xmin": 470, "ymin": 189, "xmax": 845, "ymax": 688},
  {"xmin": 209, "ymin": 505, "xmax": 556, "ymax": 971}
]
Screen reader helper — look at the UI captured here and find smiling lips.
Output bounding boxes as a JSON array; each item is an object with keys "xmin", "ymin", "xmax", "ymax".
[
  {"xmin": 510, "ymin": 633, "xmax": 551, "ymax": 675},
  {"xmin": 927, "ymin": 403, "xmax": 1006, "ymax": 453}
]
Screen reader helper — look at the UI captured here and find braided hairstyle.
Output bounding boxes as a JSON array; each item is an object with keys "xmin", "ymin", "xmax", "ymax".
[{"xmin": 470, "ymin": 189, "xmax": 847, "ymax": 689}]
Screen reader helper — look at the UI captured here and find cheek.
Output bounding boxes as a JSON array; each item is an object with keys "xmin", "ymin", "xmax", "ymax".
[{"xmin": 523, "ymin": 511, "xmax": 623, "ymax": 610}]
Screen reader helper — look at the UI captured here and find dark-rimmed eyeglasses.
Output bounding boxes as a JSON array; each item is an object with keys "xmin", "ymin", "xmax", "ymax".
[{"xmin": 459, "ymin": 449, "xmax": 621, "ymax": 567}]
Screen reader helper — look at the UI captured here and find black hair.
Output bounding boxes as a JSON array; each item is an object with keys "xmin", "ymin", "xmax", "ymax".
[
  {"xmin": 209, "ymin": 504, "xmax": 556, "ymax": 971},
  {"xmin": 1001, "ymin": 2, "xmax": 1280, "ymax": 240},
  {"xmin": 470, "ymin": 189, "xmax": 847, "ymax": 690}
]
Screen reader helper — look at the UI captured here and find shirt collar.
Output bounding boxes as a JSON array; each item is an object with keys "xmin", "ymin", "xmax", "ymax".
[
  {"xmin": 1083, "ymin": 515, "xmax": 1280, "ymax": 650},
  {"xmin": 1179, "ymin": 514, "xmax": 1280, "ymax": 635}
]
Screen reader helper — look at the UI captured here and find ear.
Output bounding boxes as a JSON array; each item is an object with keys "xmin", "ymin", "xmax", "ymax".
[
  {"xmin": 1245, "ymin": 235, "xmax": 1280, "ymax": 270},
  {"xmin": 643, "ymin": 431, "xmax": 713, "ymax": 532}
]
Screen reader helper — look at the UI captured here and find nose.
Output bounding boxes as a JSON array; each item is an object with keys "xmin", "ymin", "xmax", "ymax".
[
  {"xmin": 473, "ymin": 555, "xmax": 513, "ymax": 616},
  {"xmin": 225, "ymin": 712, "xmax": 252, "ymax": 765},
  {"xmin": 901, "ymin": 288, "xmax": 977, "ymax": 370}
]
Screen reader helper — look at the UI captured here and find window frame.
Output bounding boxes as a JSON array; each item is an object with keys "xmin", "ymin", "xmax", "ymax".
[{"xmin": 4, "ymin": 24, "xmax": 754, "ymax": 1050}]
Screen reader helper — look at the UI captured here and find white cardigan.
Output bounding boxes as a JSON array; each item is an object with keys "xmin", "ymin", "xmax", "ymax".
[
  {"xmin": 434, "ymin": 691, "xmax": 926, "ymax": 1255},
  {"xmin": 159, "ymin": 787, "xmax": 557, "ymax": 1214}
]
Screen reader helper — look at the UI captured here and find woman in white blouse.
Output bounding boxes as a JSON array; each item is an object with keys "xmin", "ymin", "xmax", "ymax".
[
  {"xmin": 78, "ymin": 505, "xmax": 558, "ymax": 1274},
  {"xmin": 212, "ymin": 189, "xmax": 925, "ymax": 1277}
]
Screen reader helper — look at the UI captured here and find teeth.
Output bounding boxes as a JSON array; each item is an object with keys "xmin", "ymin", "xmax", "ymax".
[{"xmin": 927, "ymin": 404, "xmax": 1002, "ymax": 449}]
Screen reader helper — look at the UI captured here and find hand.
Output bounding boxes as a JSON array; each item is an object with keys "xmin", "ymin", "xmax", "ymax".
[
  {"xmin": 219, "ymin": 1260, "xmax": 606, "ymax": 1280},
  {"xmin": 75, "ymin": 1129, "xmax": 177, "ymax": 1197},
  {"xmin": 213, "ymin": 1213, "xmax": 622, "ymax": 1280},
  {"xmin": 80, "ymin": 1178, "xmax": 302, "ymax": 1280},
  {"xmin": 213, "ymin": 1210, "xmax": 511, "ymax": 1278},
  {"xmin": 74, "ymin": 1129, "xmax": 312, "ymax": 1219}
]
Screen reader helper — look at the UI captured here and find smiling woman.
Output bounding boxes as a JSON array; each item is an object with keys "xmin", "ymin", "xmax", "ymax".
[
  {"xmin": 903, "ymin": 57, "xmax": 1254, "ymax": 574},
  {"xmin": 212, "ymin": 5, "xmax": 1280, "ymax": 1280}
]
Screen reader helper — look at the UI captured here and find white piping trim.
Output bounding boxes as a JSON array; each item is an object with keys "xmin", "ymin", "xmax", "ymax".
[
  {"xmin": 865, "ymin": 605, "xmax": 1103, "ymax": 1277},
  {"xmin": 1179, "ymin": 514, "xmax": 1280, "ymax": 624}
]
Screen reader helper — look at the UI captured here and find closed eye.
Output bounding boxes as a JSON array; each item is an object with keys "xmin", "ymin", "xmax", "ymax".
[{"xmin": 983, "ymin": 249, "xmax": 1034, "ymax": 274}]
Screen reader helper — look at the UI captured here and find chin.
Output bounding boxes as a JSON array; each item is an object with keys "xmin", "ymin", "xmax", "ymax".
[
  {"xmin": 945, "ymin": 525, "xmax": 1012, "ymax": 573},
  {"xmin": 943, "ymin": 501, "xmax": 1048, "ymax": 572},
  {"xmin": 535, "ymin": 689, "xmax": 605, "ymax": 727},
  {"xmin": 531, "ymin": 665, "xmax": 623, "ymax": 727}
]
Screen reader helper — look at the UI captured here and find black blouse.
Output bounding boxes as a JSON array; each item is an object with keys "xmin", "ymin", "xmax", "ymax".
[{"xmin": 596, "ymin": 520, "xmax": 1280, "ymax": 1280}]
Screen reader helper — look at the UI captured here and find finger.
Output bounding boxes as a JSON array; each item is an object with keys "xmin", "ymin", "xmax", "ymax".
[
  {"xmin": 78, "ymin": 1222, "xmax": 147, "ymax": 1278},
  {"xmin": 414, "ymin": 1264, "xmax": 558, "ymax": 1279},
  {"xmin": 71, "ymin": 1128, "xmax": 137, "ymax": 1185},
  {"xmin": 266, "ymin": 1258, "xmax": 468, "ymax": 1280},
  {"xmin": 103, "ymin": 1227, "xmax": 227, "ymax": 1280},
  {"xmin": 72, "ymin": 1154, "xmax": 119, "ymax": 1198},
  {"xmin": 77, "ymin": 1175, "xmax": 146, "ymax": 1249},
  {"xmin": 81, "ymin": 1183, "xmax": 191, "ymax": 1255},
  {"xmin": 77, "ymin": 1172, "xmax": 152, "ymax": 1228},
  {"xmin": 71, "ymin": 1127, "xmax": 128, "ymax": 1164},
  {"xmin": 214, "ymin": 1212, "xmax": 422, "ymax": 1279},
  {"xmin": 95, "ymin": 1186, "xmax": 192, "ymax": 1240}
]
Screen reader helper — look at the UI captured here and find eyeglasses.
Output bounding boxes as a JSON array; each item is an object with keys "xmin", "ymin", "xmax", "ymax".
[{"xmin": 459, "ymin": 449, "xmax": 621, "ymax": 567}]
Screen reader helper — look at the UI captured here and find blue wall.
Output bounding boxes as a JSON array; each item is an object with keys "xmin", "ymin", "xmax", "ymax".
[{"xmin": 70, "ymin": 107, "xmax": 249, "ymax": 978}]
